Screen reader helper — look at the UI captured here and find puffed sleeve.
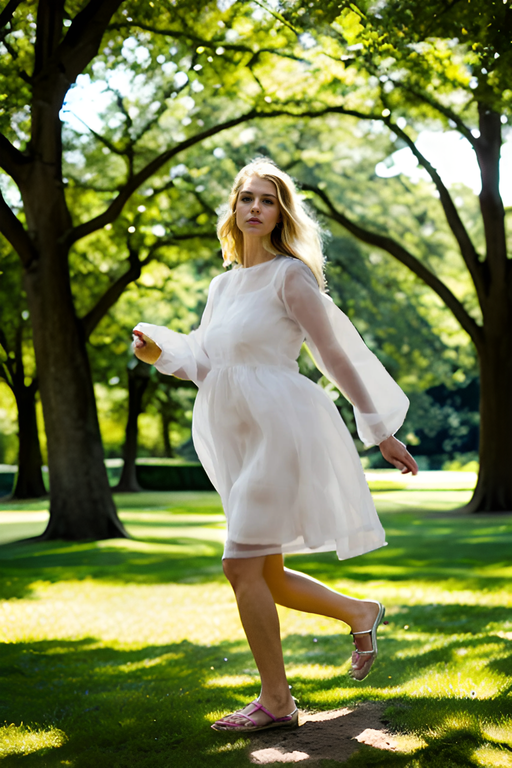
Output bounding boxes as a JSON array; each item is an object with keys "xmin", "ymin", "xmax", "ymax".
[
  {"xmin": 282, "ymin": 260, "xmax": 409, "ymax": 447},
  {"xmin": 133, "ymin": 274, "xmax": 222, "ymax": 387}
]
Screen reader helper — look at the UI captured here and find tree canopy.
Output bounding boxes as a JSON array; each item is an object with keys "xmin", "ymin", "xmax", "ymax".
[{"xmin": 0, "ymin": 0, "xmax": 511, "ymax": 535}]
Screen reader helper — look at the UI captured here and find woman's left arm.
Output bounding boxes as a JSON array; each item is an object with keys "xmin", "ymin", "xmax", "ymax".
[{"xmin": 282, "ymin": 260, "xmax": 417, "ymax": 473}]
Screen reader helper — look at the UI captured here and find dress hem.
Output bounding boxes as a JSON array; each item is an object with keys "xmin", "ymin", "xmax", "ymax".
[{"xmin": 222, "ymin": 539, "xmax": 387, "ymax": 562}]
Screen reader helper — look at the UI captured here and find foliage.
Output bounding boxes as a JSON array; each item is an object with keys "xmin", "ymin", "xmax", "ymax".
[{"xmin": 1, "ymin": 0, "xmax": 510, "ymax": 517}]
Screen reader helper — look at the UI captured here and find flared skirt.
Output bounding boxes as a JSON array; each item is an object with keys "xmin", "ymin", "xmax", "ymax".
[{"xmin": 192, "ymin": 365, "xmax": 386, "ymax": 560}]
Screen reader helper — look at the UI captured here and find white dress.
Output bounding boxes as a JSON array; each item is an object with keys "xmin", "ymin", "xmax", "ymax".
[{"xmin": 134, "ymin": 255, "xmax": 409, "ymax": 560}]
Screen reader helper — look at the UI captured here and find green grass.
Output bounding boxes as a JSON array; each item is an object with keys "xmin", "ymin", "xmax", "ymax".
[{"xmin": 0, "ymin": 474, "xmax": 511, "ymax": 767}]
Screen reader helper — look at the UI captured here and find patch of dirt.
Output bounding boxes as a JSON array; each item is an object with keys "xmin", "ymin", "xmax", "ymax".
[{"xmin": 249, "ymin": 702, "xmax": 398, "ymax": 764}]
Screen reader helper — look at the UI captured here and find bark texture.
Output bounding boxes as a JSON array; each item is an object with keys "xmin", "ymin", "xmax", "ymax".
[
  {"xmin": 468, "ymin": 107, "xmax": 512, "ymax": 512},
  {"xmin": 467, "ymin": 335, "xmax": 512, "ymax": 512},
  {"xmin": 12, "ymin": 381, "xmax": 46, "ymax": 499}
]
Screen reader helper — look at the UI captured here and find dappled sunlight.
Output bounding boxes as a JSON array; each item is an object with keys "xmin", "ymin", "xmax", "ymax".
[
  {"xmin": 0, "ymin": 579, "xmax": 244, "ymax": 646},
  {"xmin": 373, "ymin": 489, "xmax": 473, "ymax": 511},
  {"xmin": 0, "ymin": 724, "xmax": 67, "ymax": 758},
  {"xmin": 0, "ymin": 486, "xmax": 511, "ymax": 765},
  {"xmin": 206, "ymin": 673, "xmax": 260, "ymax": 688},
  {"xmin": 473, "ymin": 745, "xmax": 512, "ymax": 767}
]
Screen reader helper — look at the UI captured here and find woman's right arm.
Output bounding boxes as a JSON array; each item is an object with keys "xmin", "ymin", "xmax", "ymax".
[{"xmin": 132, "ymin": 273, "xmax": 223, "ymax": 385}]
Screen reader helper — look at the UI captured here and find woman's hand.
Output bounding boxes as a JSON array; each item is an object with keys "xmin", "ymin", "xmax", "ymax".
[
  {"xmin": 379, "ymin": 435, "xmax": 418, "ymax": 475},
  {"xmin": 132, "ymin": 331, "xmax": 162, "ymax": 365}
]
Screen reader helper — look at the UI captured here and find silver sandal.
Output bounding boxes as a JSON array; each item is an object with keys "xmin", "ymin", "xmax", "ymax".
[{"xmin": 349, "ymin": 601, "xmax": 385, "ymax": 681}]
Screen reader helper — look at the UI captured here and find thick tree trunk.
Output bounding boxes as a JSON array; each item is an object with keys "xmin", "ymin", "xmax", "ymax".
[
  {"xmin": 115, "ymin": 361, "xmax": 150, "ymax": 493},
  {"xmin": 12, "ymin": 382, "xmax": 47, "ymax": 499},
  {"xmin": 464, "ymin": 319, "xmax": 512, "ymax": 513},
  {"xmin": 15, "ymin": 19, "xmax": 128, "ymax": 538},
  {"xmin": 22, "ymin": 204, "xmax": 126, "ymax": 538},
  {"xmin": 2, "ymin": 0, "xmax": 130, "ymax": 538},
  {"xmin": 24, "ymin": 257, "xmax": 126, "ymax": 538},
  {"xmin": 465, "ymin": 107, "xmax": 512, "ymax": 513}
]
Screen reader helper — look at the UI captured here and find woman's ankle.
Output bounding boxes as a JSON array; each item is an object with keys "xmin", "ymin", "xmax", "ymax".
[{"xmin": 258, "ymin": 689, "xmax": 295, "ymax": 715}]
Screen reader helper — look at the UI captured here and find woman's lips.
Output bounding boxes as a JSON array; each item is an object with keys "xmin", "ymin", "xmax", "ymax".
[{"xmin": 247, "ymin": 218, "xmax": 262, "ymax": 223}]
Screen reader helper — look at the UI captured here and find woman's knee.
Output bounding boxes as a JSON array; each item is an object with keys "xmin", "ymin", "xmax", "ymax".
[{"xmin": 223, "ymin": 556, "xmax": 264, "ymax": 587}]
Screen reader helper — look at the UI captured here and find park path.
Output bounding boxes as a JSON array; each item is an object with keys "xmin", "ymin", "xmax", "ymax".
[{"xmin": 249, "ymin": 701, "xmax": 399, "ymax": 764}]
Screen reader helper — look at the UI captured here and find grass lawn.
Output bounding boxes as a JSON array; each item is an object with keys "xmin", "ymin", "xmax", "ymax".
[{"xmin": 0, "ymin": 472, "xmax": 511, "ymax": 767}]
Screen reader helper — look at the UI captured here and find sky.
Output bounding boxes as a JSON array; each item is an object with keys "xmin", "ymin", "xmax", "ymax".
[
  {"xmin": 375, "ymin": 129, "xmax": 512, "ymax": 205},
  {"xmin": 62, "ymin": 76, "xmax": 512, "ymax": 206}
]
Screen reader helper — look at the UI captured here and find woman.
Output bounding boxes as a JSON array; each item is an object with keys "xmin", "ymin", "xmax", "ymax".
[{"xmin": 133, "ymin": 159, "xmax": 418, "ymax": 733}]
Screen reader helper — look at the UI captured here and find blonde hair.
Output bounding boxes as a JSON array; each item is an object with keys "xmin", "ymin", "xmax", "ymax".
[{"xmin": 217, "ymin": 158, "xmax": 325, "ymax": 290}]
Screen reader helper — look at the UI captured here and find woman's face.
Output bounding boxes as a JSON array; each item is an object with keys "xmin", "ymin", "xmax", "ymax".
[{"xmin": 235, "ymin": 175, "xmax": 281, "ymax": 238}]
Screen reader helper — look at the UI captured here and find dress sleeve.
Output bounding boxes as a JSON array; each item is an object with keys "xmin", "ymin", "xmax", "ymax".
[
  {"xmin": 133, "ymin": 274, "xmax": 221, "ymax": 387},
  {"xmin": 281, "ymin": 260, "xmax": 409, "ymax": 447}
]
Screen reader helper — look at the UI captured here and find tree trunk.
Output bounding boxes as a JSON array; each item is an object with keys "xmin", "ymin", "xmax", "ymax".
[
  {"xmin": 465, "ymin": 106, "xmax": 512, "ymax": 513},
  {"xmin": 23, "ymin": 222, "xmax": 126, "ymax": 539},
  {"xmin": 464, "ymin": 319, "xmax": 512, "ymax": 513},
  {"xmin": 15, "ymin": 28, "xmax": 128, "ymax": 538},
  {"xmin": 115, "ymin": 360, "xmax": 151, "ymax": 493},
  {"xmin": 12, "ymin": 381, "xmax": 47, "ymax": 499},
  {"xmin": 161, "ymin": 409, "xmax": 174, "ymax": 458}
]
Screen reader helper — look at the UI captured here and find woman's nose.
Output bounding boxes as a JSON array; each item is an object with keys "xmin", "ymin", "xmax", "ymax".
[{"xmin": 251, "ymin": 200, "xmax": 260, "ymax": 212}]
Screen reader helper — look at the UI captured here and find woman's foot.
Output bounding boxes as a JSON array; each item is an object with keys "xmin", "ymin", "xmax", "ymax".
[
  {"xmin": 211, "ymin": 699, "xmax": 299, "ymax": 732},
  {"xmin": 348, "ymin": 601, "xmax": 385, "ymax": 681}
]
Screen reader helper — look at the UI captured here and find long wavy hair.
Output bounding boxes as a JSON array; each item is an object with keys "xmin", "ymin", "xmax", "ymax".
[{"xmin": 217, "ymin": 159, "xmax": 325, "ymax": 290}]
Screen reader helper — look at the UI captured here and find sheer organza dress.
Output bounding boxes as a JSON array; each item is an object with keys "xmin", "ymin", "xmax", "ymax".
[{"xmin": 134, "ymin": 255, "xmax": 409, "ymax": 560}]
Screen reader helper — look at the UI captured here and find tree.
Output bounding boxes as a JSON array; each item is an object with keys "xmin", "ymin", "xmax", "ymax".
[
  {"xmin": 269, "ymin": 0, "xmax": 512, "ymax": 511},
  {"xmin": 114, "ymin": 357, "xmax": 151, "ymax": 492},
  {"xmin": 0, "ymin": 244, "xmax": 46, "ymax": 498},
  {"xmin": 0, "ymin": 0, "xmax": 303, "ymax": 539}
]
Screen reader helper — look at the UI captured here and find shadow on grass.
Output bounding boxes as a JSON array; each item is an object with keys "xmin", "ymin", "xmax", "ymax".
[
  {"xmin": 1, "ymin": 633, "xmax": 511, "ymax": 768},
  {"xmin": 1, "ymin": 510, "xmax": 511, "ymax": 602},
  {"xmin": 0, "ymin": 637, "xmax": 248, "ymax": 768},
  {"xmin": 289, "ymin": 510, "xmax": 512, "ymax": 592},
  {"xmin": 0, "ymin": 536, "xmax": 226, "ymax": 600}
]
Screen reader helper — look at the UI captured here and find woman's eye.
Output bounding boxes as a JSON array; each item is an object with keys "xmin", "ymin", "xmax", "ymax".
[
  {"xmin": 241, "ymin": 196, "xmax": 252, "ymax": 202},
  {"xmin": 263, "ymin": 199, "xmax": 274, "ymax": 205}
]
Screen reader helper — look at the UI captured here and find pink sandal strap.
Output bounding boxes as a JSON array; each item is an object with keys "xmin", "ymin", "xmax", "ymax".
[{"xmin": 214, "ymin": 701, "xmax": 296, "ymax": 729}]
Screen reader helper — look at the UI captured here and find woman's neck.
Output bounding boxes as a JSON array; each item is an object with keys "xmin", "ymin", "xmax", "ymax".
[{"xmin": 242, "ymin": 236, "xmax": 276, "ymax": 269}]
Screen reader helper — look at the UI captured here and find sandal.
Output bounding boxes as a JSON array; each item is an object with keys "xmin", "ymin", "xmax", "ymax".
[
  {"xmin": 211, "ymin": 699, "xmax": 299, "ymax": 732},
  {"xmin": 349, "ymin": 601, "xmax": 385, "ymax": 681}
]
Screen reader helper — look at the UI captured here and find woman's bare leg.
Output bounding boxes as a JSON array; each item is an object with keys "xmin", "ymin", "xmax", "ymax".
[
  {"xmin": 262, "ymin": 555, "xmax": 381, "ymax": 665},
  {"xmin": 222, "ymin": 556, "xmax": 296, "ymax": 722}
]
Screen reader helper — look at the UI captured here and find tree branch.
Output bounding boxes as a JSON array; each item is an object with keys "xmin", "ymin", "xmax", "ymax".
[
  {"xmin": 0, "ymin": 327, "xmax": 15, "ymax": 389},
  {"xmin": 66, "ymin": 108, "xmax": 269, "ymax": 245},
  {"xmin": 63, "ymin": 96, "xmax": 486, "ymax": 303},
  {"xmin": 399, "ymin": 84, "xmax": 476, "ymax": 147},
  {"xmin": 0, "ymin": 0, "xmax": 23, "ymax": 30},
  {"xmin": 106, "ymin": 22, "xmax": 306, "ymax": 63},
  {"xmin": 0, "ymin": 190, "xmax": 37, "ymax": 269},
  {"xmin": 379, "ymin": 113, "xmax": 486, "ymax": 299},
  {"xmin": 56, "ymin": 0, "xmax": 125, "ymax": 85},
  {"xmin": 305, "ymin": 184, "xmax": 484, "ymax": 350},
  {"xmin": 81, "ymin": 247, "xmax": 143, "ymax": 340},
  {"xmin": 0, "ymin": 133, "xmax": 30, "ymax": 182},
  {"xmin": 251, "ymin": 0, "xmax": 300, "ymax": 36},
  {"xmin": 474, "ymin": 104, "xmax": 507, "ymax": 281},
  {"xmin": 81, "ymin": 231, "xmax": 218, "ymax": 339},
  {"xmin": 65, "ymin": 104, "xmax": 393, "ymax": 247}
]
